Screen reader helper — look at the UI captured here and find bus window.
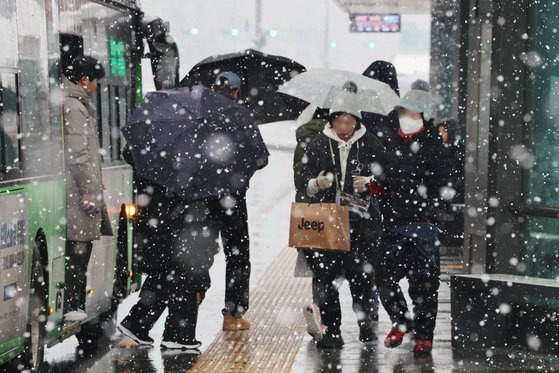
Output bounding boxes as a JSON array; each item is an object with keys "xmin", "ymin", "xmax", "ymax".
[
  {"xmin": 0, "ymin": 1, "xmax": 18, "ymax": 69},
  {"xmin": 60, "ymin": 33, "xmax": 84, "ymax": 77},
  {"xmin": 108, "ymin": 84, "xmax": 128, "ymax": 162},
  {"xmin": 0, "ymin": 73, "xmax": 19, "ymax": 174},
  {"xmin": 59, "ymin": 0, "xmax": 133, "ymax": 165},
  {"xmin": 99, "ymin": 83, "xmax": 111, "ymax": 162},
  {"xmin": 109, "ymin": 85, "xmax": 119, "ymax": 161},
  {"xmin": 95, "ymin": 83, "xmax": 129, "ymax": 163},
  {"xmin": 117, "ymin": 85, "xmax": 129, "ymax": 156}
]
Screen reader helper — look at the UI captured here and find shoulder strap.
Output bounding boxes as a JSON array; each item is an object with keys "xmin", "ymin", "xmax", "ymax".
[{"xmin": 328, "ymin": 139, "xmax": 341, "ymax": 191}]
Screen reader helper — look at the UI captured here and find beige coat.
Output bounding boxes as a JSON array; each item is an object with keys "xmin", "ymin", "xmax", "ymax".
[{"xmin": 63, "ymin": 79, "xmax": 112, "ymax": 241}]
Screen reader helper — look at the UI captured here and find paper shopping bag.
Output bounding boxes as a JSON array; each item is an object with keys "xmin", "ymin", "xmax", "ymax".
[{"xmin": 288, "ymin": 202, "xmax": 350, "ymax": 252}]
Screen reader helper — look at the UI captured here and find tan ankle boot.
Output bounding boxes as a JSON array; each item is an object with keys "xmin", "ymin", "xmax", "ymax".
[
  {"xmin": 196, "ymin": 292, "xmax": 204, "ymax": 307},
  {"xmin": 222, "ymin": 312, "xmax": 251, "ymax": 331}
]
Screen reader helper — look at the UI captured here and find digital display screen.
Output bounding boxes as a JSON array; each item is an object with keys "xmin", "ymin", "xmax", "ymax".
[{"xmin": 350, "ymin": 14, "xmax": 401, "ymax": 33}]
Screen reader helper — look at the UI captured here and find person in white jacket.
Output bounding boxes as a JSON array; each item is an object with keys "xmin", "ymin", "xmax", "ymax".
[{"xmin": 300, "ymin": 84, "xmax": 388, "ymax": 348}]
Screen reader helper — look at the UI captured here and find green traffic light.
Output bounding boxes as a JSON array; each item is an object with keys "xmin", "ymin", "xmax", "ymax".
[
  {"xmin": 269, "ymin": 29, "xmax": 278, "ymax": 38},
  {"xmin": 190, "ymin": 27, "xmax": 199, "ymax": 36}
]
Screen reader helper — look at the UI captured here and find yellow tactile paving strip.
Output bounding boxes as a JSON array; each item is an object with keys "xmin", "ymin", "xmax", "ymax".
[{"xmin": 190, "ymin": 248, "xmax": 312, "ymax": 372}]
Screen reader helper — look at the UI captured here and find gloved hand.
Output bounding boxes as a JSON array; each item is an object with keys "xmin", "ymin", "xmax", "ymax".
[
  {"xmin": 352, "ymin": 176, "xmax": 369, "ymax": 193},
  {"xmin": 316, "ymin": 170, "xmax": 334, "ymax": 190}
]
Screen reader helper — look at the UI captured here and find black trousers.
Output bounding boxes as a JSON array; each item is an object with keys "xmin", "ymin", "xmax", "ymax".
[
  {"xmin": 304, "ymin": 219, "xmax": 380, "ymax": 334},
  {"xmin": 207, "ymin": 194, "xmax": 251, "ymax": 318},
  {"xmin": 124, "ymin": 198, "xmax": 219, "ymax": 342},
  {"xmin": 375, "ymin": 233, "xmax": 440, "ymax": 340},
  {"xmin": 122, "ymin": 271, "xmax": 198, "ymax": 341},
  {"xmin": 64, "ymin": 240, "xmax": 93, "ymax": 312}
]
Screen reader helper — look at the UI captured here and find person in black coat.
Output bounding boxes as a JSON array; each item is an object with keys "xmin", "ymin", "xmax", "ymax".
[
  {"xmin": 376, "ymin": 80, "xmax": 459, "ymax": 355},
  {"xmin": 210, "ymin": 72, "xmax": 263, "ymax": 332},
  {"xmin": 118, "ymin": 150, "xmax": 219, "ymax": 351},
  {"xmin": 361, "ymin": 60, "xmax": 401, "ymax": 148},
  {"xmin": 360, "ymin": 60, "xmax": 401, "ymax": 318},
  {"xmin": 301, "ymin": 84, "xmax": 387, "ymax": 349}
]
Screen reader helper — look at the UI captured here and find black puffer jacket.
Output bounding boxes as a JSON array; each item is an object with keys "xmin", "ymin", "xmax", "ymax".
[
  {"xmin": 381, "ymin": 122, "xmax": 459, "ymax": 231},
  {"xmin": 302, "ymin": 128, "xmax": 387, "ymax": 222}
]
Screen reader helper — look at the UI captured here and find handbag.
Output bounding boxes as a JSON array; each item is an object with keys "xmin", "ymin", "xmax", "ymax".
[{"xmin": 288, "ymin": 202, "xmax": 350, "ymax": 252}]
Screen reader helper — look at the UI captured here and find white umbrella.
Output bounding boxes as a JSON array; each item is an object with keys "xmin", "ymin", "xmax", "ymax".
[{"xmin": 278, "ymin": 68, "xmax": 400, "ymax": 116}]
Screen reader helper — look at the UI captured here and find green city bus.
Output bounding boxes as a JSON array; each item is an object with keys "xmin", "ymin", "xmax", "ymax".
[{"xmin": 0, "ymin": 0, "xmax": 149, "ymax": 369}]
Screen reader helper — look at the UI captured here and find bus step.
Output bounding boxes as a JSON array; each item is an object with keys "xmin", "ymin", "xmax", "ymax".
[{"xmin": 61, "ymin": 320, "xmax": 81, "ymax": 340}]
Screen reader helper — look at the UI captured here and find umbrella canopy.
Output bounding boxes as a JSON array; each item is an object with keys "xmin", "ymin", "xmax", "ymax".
[
  {"xmin": 122, "ymin": 85, "xmax": 269, "ymax": 201},
  {"xmin": 180, "ymin": 49, "xmax": 307, "ymax": 123},
  {"xmin": 277, "ymin": 69, "xmax": 400, "ymax": 116}
]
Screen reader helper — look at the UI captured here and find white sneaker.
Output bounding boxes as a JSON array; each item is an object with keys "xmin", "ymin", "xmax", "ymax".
[
  {"xmin": 303, "ymin": 304, "xmax": 327, "ymax": 341},
  {"xmin": 64, "ymin": 309, "xmax": 88, "ymax": 322},
  {"xmin": 117, "ymin": 324, "xmax": 154, "ymax": 346},
  {"xmin": 160, "ymin": 339, "xmax": 202, "ymax": 350}
]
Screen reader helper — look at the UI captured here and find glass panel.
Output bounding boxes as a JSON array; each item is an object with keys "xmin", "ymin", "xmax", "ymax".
[
  {"xmin": 523, "ymin": 1, "xmax": 559, "ymax": 207},
  {"xmin": 0, "ymin": 0, "xmax": 19, "ymax": 173},
  {"xmin": 16, "ymin": 0, "xmax": 57, "ymax": 177},
  {"xmin": 0, "ymin": 0, "xmax": 18, "ymax": 68},
  {"xmin": 118, "ymin": 85, "xmax": 128, "ymax": 155},
  {"xmin": 523, "ymin": 216, "xmax": 559, "ymax": 280},
  {"xmin": 59, "ymin": 0, "xmax": 131, "ymax": 164},
  {"xmin": 109, "ymin": 84, "xmax": 118, "ymax": 161},
  {"xmin": 108, "ymin": 14, "xmax": 132, "ymax": 84},
  {"xmin": 98, "ymin": 83, "xmax": 110, "ymax": 162},
  {"xmin": 521, "ymin": 1, "xmax": 559, "ymax": 280},
  {"xmin": 46, "ymin": 0, "xmax": 63, "ymax": 171},
  {"xmin": 0, "ymin": 74, "xmax": 19, "ymax": 173},
  {"xmin": 82, "ymin": 2, "xmax": 110, "ymax": 72},
  {"xmin": 59, "ymin": 0, "xmax": 83, "ymax": 35}
]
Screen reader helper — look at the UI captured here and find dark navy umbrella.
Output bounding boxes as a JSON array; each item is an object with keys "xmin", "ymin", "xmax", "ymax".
[{"xmin": 122, "ymin": 85, "xmax": 269, "ymax": 201}]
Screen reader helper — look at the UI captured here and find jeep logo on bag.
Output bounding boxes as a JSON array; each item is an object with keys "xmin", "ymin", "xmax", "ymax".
[{"xmin": 297, "ymin": 218, "xmax": 325, "ymax": 233}]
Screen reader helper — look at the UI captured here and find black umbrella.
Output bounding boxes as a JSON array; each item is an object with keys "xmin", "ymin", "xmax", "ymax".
[
  {"xmin": 122, "ymin": 85, "xmax": 269, "ymax": 201},
  {"xmin": 180, "ymin": 49, "xmax": 307, "ymax": 123}
]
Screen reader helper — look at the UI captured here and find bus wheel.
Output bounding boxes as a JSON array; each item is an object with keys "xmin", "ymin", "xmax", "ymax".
[{"xmin": 21, "ymin": 248, "xmax": 47, "ymax": 370}]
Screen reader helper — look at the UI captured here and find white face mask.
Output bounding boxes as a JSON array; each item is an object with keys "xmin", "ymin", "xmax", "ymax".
[{"xmin": 399, "ymin": 116, "xmax": 423, "ymax": 134}]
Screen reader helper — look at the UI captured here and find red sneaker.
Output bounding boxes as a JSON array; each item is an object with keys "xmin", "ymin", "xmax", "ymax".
[
  {"xmin": 384, "ymin": 327, "xmax": 407, "ymax": 348},
  {"xmin": 413, "ymin": 339, "xmax": 433, "ymax": 354}
]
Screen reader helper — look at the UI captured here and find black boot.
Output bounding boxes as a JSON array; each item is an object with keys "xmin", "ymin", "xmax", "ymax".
[
  {"xmin": 359, "ymin": 321, "xmax": 375, "ymax": 343},
  {"xmin": 317, "ymin": 331, "xmax": 344, "ymax": 349}
]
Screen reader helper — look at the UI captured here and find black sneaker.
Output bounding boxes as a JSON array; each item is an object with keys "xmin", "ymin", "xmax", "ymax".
[
  {"xmin": 316, "ymin": 332, "xmax": 344, "ymax": 349},
  {"xmin": 118, "ymin": 323, "xmax": 154, "ymax": 346},
  {"xmin": 161, "ymin": 339, "xmax": 202, "ymax": 350},
  {"xmin": 359, "ymin": 323, "xmax": 375, "ymax": 343}
]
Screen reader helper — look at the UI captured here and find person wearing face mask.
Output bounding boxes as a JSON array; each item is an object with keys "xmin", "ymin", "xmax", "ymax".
[
  {"xmin": 376, "ymin": 79, "xmax": 459, "ymax": 355},
  {"xmin": 300, "ymin": 82, "xmax": 387, "ymax": 349}
]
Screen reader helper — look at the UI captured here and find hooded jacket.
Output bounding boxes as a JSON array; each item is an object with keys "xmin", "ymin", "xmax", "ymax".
[
  {"xmin": 302, "ymin": 125, "xmax": 387, "ymax": 222},
  {"xmin": 293, "ymin": 118, "xmax": 328, "ymax": 202},
  {"xmin": 362, "ymin": 60, "xmax": 399, "ymax": 96},
  {"xmin": 361, "ymin": 61, "xmax": 401, "ymax": 148}
]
